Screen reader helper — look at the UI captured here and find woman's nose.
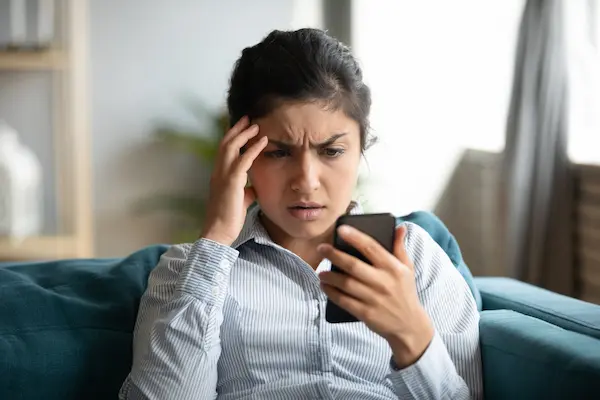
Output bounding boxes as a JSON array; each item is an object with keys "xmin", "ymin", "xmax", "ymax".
[{"xmin": 290, "ymin": 153, "xmax": 321, "ymax": 193}]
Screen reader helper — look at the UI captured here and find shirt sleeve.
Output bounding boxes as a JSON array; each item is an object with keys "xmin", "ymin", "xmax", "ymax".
[
  {"xmin": 118, "ymin": 238, "xmax": 239, "ymax": 400},
  {"xmin": 386, "ymin": 222, "xmax": 484, "ymax": 399}
]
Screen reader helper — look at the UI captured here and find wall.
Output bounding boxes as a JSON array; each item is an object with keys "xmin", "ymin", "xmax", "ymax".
[{"xmin": 89, "ymin": 0, "xmax": 321, "ymax": 256}]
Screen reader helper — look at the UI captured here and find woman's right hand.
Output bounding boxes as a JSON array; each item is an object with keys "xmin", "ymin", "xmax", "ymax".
[{"xmin": 200, "ymin": 116, "xmax": 268, "ymax": 246}]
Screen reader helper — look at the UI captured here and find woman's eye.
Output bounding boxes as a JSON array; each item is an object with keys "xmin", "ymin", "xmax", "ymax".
[
  {"xmin": 322, "ymin": 148, "xmax": 345, "ymax": 158},
  {"xmin": 264, "ymin": 149, "xmax": 290, "ymax": 159}
]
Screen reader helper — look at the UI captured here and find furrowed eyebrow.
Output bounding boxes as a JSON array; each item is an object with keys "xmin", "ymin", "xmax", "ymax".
[{"xmin": 268, "ymin": 133, "xmax": 348, "ymax": 149}]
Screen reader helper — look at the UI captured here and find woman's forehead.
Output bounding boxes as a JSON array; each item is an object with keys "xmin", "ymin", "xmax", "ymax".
[{"xmin": 256, "ymin": 101, "xmax": 359, "ymax": 143}]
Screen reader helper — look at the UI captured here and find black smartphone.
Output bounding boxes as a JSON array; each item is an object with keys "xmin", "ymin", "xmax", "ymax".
[{"xmin": 325, "ymin": 212, "xmax": 397, "ymax": 323}]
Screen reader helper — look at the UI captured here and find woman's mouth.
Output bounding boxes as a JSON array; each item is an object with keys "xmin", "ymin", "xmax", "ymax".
[{"xmin": 288, "ymin": 203, "xmax": 325, "ymax": 221}]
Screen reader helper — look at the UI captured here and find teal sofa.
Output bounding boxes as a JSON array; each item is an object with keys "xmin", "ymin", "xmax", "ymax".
[{"xmin": 1, "ymin": 239, "xmax": 600, "ymax": 399}]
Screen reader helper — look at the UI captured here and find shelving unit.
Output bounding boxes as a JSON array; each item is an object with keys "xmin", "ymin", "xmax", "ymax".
[
  {"xmin": 0, "ymin": 50, "xmax": 66, "ymax": 70},
  {"xmin": 0, "ymin": 0, "xmax": 93, "ymax": 261},
  {"xmin": 0, "ymin": 236, "xmax": 76, "ymax": 261}
]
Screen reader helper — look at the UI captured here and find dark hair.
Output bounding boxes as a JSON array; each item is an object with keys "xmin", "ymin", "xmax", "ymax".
[{"xmin": 227, "ymin": 28, "xmax": 375, "ymax": 151}]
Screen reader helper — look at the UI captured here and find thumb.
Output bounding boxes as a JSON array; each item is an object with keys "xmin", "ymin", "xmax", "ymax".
[
  {"xmin": 393, "ymin": 225, "xmax": 413, "ymax": 270},
  {"xmin": 243, "ymin": 186, "xmax": 257, "ymax": 209}
]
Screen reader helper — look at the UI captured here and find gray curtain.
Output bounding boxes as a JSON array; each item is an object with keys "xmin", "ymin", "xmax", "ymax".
[
  {"xmin": 502, "ymin": 0, "xmax": 575, "ymax": 296},
  {"xmin": 323, "ymin": 0, "xmax": 353, "ymax": 46}
]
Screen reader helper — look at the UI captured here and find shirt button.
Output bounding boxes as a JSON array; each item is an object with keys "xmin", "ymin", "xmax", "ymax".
[
  {"xmin": 212, "ymin": 286, "xmax": 220, "ymax": 296},
  {"xmin": 214, "ymin": 273, "xmax": 224, "ymax": 283}
]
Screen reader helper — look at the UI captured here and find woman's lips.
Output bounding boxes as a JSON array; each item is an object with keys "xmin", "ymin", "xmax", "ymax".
[{"xmin": 287, "ymin": 206, "xmax": 325, "ymax": 221}]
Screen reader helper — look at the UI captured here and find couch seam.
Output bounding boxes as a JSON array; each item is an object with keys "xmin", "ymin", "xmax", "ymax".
[
  {"xmin": 482, "ymin": 292, "xmax": 600, "ymax": 333},
  {"xmin": 480, "ymin": 343, "xmax": 600, "ymax": 374}
]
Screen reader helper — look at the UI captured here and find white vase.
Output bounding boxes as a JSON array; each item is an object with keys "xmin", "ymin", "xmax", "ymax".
[{"xmin": 0, "ymin": 121, "xmax": 43, "ymax": 239}]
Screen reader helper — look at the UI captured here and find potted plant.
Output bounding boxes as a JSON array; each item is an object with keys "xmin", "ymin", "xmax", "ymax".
[{"xmin": 133, "ymin": 100, "xmax": 226, "ymax": 243}]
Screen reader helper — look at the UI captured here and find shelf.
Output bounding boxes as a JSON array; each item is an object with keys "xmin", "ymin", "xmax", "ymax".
[
  {"xmin": 0, "ymin": 235, "xmax": 79, "ymax": 261},
  {"xmin": 0, "ymin": 1, "xmax": 94, "ymax": 262},
  {"xmin": 0, "ymin": 50, "xmax": 67, "ymax": 71}
]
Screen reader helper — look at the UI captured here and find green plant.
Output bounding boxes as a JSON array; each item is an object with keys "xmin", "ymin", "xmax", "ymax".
[{"xmin": 134, "ymin": 100, "xmax": 227, "ymax": 243}]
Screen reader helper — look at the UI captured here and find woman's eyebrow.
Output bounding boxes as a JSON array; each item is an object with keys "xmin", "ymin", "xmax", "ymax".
[{"xmin": 268, "ymin": 133, "xmax": 348, "ymax": 148}]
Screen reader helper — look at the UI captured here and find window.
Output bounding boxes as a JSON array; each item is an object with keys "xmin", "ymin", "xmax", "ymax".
[
  {"xmin": 566, "ymin": 0, "xmax": 600, "ymax": 165},
  {"xmin": 352, "ymin": 0, "xmax": 524, "ymax": 213}
]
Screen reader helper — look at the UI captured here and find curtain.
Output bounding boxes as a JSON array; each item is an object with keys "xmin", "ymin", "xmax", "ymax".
[{"xmin": 502, "ymin": 0, "xmax": 575, "ymax": 295}]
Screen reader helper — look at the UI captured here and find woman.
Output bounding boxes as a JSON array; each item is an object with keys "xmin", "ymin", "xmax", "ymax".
[{"xmin": 120, "ymin": 28, "xmax": 483, "ymax": 399}]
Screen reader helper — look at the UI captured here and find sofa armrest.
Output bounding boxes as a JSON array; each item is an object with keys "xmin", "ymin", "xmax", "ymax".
[
  {"xmin": 475, "ymin": 277, "xmax": 600, "ymax": 340},
  {"xmin": 480, "ymin": 310, "xmax": 600, "ymax": 400}
]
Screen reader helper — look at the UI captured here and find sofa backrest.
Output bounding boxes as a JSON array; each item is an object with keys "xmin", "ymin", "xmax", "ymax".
[{"xmin": 0, "ymin": 245, "xmax": 167, "ymax": 400}]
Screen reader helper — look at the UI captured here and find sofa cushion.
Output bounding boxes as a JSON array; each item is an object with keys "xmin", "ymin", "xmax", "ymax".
[
  {"xmin": 398, "ymin": 211, "xmax": 482, "ymax": 310},
  {"xmin": 476, "ymin": 277, "xmax": 600, "ymax": 340},
  {"xmin": 480, "ymin": 309, "xmax": 600, "ymax": 400},
  {"xmin": 0, "ymin": 245, "xmax": 167, "ymax": 400}
]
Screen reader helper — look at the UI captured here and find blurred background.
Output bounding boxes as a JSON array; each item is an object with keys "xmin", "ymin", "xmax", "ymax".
[{"xmin": 0, "ymin": 0, "xmax": 598, "ymax": 303}]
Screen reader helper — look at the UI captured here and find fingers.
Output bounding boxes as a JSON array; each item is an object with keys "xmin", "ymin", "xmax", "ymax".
[
  {"xmin": 228, "ymin": 123, "xmax": 259, "ymax": 149},
  {"xmin": 236, "ymin": 136, "xmax": 268, "ymax": 173},
  {"xmin": 394, "ymin": 225, "xmax": 413, "ymax": 271},
  {"xmin": 213, "ymin": 116, "xmax": 267, "ymax": 196},
  {"xmin": 222, "ymin": 124, "xmax": 260, "ymax": 164},
  {"xmin": 335, "ymin": 225, "xmax": 398, "ymax": 270},
  {"xmin": 222, "ymin": 115, "xmax": 250, "ymax": 143},
  {"xmin": 317, "ymin": 243, "xmax": 381, "ymax": 287},
  {"xmin": 320, "ymin": 283, "xmax": 367, "ymax": 319},
  {"xmin": 319, "ymin": 270, "xmax": 374, "ymax": 302}
]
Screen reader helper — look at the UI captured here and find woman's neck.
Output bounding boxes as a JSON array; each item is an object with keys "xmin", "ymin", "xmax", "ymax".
[
  {"xmin": 259, "ymin": 213, "xmax": 333, "ymax": 270},
  {"xmin": 285, "ymin": 237, "xmax": 330, "ymax": 270}
]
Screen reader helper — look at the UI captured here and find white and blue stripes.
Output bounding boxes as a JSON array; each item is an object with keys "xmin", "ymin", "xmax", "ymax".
[{"xmin": 120, "ymin": 205, "xmax": 483, "ymax": 399}]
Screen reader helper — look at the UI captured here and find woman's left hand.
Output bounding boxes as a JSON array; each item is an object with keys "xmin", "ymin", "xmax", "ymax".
[{"xmin": 318, "ymin": 224, "xmax": 435, "ymax": 369}]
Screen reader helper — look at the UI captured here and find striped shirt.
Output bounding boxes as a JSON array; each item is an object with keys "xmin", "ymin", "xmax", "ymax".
[{"xmin": 119, "ymin": 204, "xmax": 483, "ymax": 399}]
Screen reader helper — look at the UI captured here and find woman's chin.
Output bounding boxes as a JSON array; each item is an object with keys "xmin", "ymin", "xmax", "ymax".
[
  {"xmin": 260, "ymin": 208, "xmax": 336, "ymax": 242},
  {"xmin": 283, "ymin": 218, "xmax": 335, "ymax": 241}
]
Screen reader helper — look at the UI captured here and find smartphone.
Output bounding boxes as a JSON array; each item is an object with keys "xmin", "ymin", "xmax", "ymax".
[{"xmin": 325, "ymin": 212, "xmax": 397, "ymax": 323}]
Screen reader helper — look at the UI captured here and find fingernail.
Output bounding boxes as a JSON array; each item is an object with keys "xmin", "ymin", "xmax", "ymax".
[
  {"xmin": 260, "ymin": 136, "xmax": 268, "ymax": 143},
  {"xmin": 317, "ymin": 244, "xmax": 327, "ymax": 252},
  {"xmin": 338, "ymin": 225, "xmax": 352, "ymax": 235}
]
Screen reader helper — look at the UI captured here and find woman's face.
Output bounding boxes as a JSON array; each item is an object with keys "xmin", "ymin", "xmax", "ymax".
[{"xmin": 249, "ymin": 101, "xmax": 362, "ymax": 242}]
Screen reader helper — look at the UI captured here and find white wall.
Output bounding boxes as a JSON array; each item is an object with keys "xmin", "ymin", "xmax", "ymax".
[
  {"xmin": 89, "ymin": 0, "xmax": 320, "ymax": 256},
  {"xmin": 352, "ymin": 0, "xmax": 524, "ymax": 215}
]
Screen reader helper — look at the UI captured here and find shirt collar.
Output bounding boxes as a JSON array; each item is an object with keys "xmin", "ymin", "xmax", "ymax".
[
  {"xmin": 231, "ymin": 201, "xmax": 364, "ymax": 249},
  {"xmin": 231, "ymin": 204, "xmax": 271, "ymax": 249}
]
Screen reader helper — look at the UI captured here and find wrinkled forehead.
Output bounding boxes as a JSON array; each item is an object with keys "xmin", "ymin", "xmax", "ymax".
[{"xmin": 254, "ymin": 101, "xmax": 360, "ymax": 145}]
